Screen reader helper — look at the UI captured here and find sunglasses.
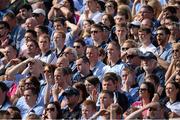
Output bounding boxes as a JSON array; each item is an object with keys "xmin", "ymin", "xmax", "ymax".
[
  {"xmin": 139, "ymin": 88, "xmax": 148, "ymax": 92},
  {"xmin": 46, "ymin": 108, "xmax": 55, "ymax": 112},
  {"xmin": 91, "ymin": 30, "xmax": 101, "ymax": 34},
  {"xmin": 73, "ymin": 46, "xmax": 81, "ymax": 49},
  {"xmin": 121, "ymin": 47, "xmax": 129, "ymax": 51},
  {"xmin": 172, "ymin": 49, "xmax": 179, "ymax": 53}
]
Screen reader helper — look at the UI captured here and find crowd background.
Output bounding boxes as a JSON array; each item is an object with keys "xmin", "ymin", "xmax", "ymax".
[{"xmin": 0, "ymin": 0, "xmax": 180, "ymax": 119}]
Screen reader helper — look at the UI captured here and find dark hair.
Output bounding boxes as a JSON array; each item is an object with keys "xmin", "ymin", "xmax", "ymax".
[
  {"xmin": 53, "ymin": 17, "xmax": 66, "ymax": 26},
  {"xmin": 0, "ymin": 82, "xmax": 9, "ymax": 92},
  {"xmin": 91, "ymin": 24, "xmax": 104, "ymax": 32},
  {"xmin": 55, "ymin": 67, "xmax": 69, "ymax": 76},
  {"xmin": 10, "ymin": 111, "xmax": 21, "ymax": 119},
  {"xmin": 85, "ymin": 76, "xmax": 100, "ymax": 86},
  {"xmin": 3, "ymin": 12, "xmax": 16, "ymax": 19},
  {"xmin": 103, "ymin": 72, "xmax": 119, "ymax": 84},
  {"xmin": 141, "ymin": 82, "xmax": 155, "ymax": 100},
  {"xmin": 101, "ymin": 90, "xmax": 114, "ymax": 99},
  {"xmin": 157, "ymin": 26, "xmax": 171, "ymax": 35},
  {"xmin": 24, "ymin": 87, "xmax": 39, "ymax": 96},
  {"xmin": 145, "ymin": 74, "xmax": 160, "ymax": 86},
  {"xmin": 77, "ymin": 56, "xmax": 90, "ymax": 64},
  {"xmin": 35, "ymin": 25, "xmax": 49, "ymax": 34},
  {"xmin": 19, "ymin": 4, "xmax": 32, "ymax": 11},
  {"xmin": 108, "ymin": 41, "xmax": 121, "ymax": 51},
  {"xmin": 44, "ymin": 64, "xmax": 57, "ymax": 73},
  {"xmin": 0, "ymin": 110, "xmax": 10, "ymax": 119},
  {"xmin": 73, "ymin": 82, "xmax": 89, "ymax": 103},
  {"xmin": 164, "ymin": 6, "xmax": 177, "ymax": 14},
  {"xmin": 25, "ymin": 29, "xmax": 37, "ymax": 38},
  {"xmin": 8, "ymin": 106, "xmax": 21, "ymax": 113},
  {"xmin": 45, "ymin": 101, "xmax": 62, "ymax": 119},
  {"xmin": 25, "ymin": 76, "xmax": 40, "ymax": 93},
  {"xmin": 102, "ymin": 13, "xmax": 115, "ymax": 28},
  {"xmin": 138, "ymin": 27, "xmax": 151, "ymax": 34},
  {"xmin": 0, "ymin": 21, "xmax": 10, "ymax": 30},
  {"xmin": 75, "ymin": 39, "xmax": 86, "ymax": 47},
  {"xmin": 84, "ymin": 19, "xmax": 95, "ymax": 25},
  {"xmin": 166, "ymin": 81, "xmax": 180, "ymax": 101},
  {"xmin": 141, "ymin": 5, "xmax": 154, "ymax": 13},
  {"xmin": 165, "ymin": 15, "xmax": 179, "ymax": 23},
  {"xmin": 26, "ymin": 113, "xmax": 40, "ymax": 120}
]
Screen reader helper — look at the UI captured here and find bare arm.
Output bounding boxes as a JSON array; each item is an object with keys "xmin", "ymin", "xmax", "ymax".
[
  {"xmin": 165, "ymin": 59, "xmax": 176, "ymax": 81},
  {"xmin": 157, "ymin": 57, "xmax": 170, "ymax": 70},
  {"xmin": 65, "ymin": 20, "xmax": 80, "ymax": 37}
]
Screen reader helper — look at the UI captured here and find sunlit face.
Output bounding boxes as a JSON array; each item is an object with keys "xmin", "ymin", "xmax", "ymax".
[
  {"xmin": 139, "ymin": 83, "xmax": 149, "ymax": 99},
  {"xmin": 91, "ymin": 27, "xmax": 102, "ymax": 41},
  {"xmin": 156, "ymin": 30, "xmax": 168, "ymax": 45},
  {"xmin": 76, "ymin": 58, "xmax": 89, "ymax": 73},
  {"xmin": 99, "ymin": 92, "xmax": 113, "ymax": 109},
  {"xmin": 38, "ymin": 36, "xmax": 50, "ymax": 52},
  {"xmin": 82, "ymin": 105, "xmax": 95, "ymax": 119},
  {"xmin": 102, "ymin": 15, "xmax": 111, "ymax": 27},
  {"xmin": 46, "ymin": 104, "xmax": 58, "ymax": 119},
  {"xmin": 107, "ymin": 43, "xmax": 120, "ymax": 60},
  {"xmin": 85, "ymin": 80, "xmax": 96, "ymax": 94},
  {"xmin": 54, "ymin": 69, "xmax": 66, "ymax": 86},
  {"xmin": 24, "ymin": 89, "xmax": 37, "ymax": 106},
  {"xmin": 166, "ymin": 83, "xmax": 179, "ymax": 98},
  {"xmin": 53, "ymin": 32, "xmax": 65, "ymax": 48},
  {"xmin": 102, "ymin": 80, "xmax": 116, "ymax": 92},
  {"xmin": 105, "ymin": 3, "xmax": 115, "ymax": 15}
]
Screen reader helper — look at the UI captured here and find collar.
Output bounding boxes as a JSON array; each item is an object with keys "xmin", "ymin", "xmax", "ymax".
[
  {"xmin": 109, "ymin": 59, "xmax": 122, "ymax": 67},
  {"xmin": 40, "ymin": 50, "xmax": 52, "ymax": 57}
]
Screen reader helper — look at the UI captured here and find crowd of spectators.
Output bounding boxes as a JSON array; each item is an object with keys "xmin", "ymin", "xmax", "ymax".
[{"xmin": 0, "ymin": 0, "xmax": 180, "ymax": 119}]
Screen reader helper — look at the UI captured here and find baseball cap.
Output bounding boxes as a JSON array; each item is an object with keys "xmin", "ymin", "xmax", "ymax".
[
  {"xmin": 139, "ymin": 52, "xmax": 157, "ymax": 60},
  {"xmin": 129, "ymin": 21, "xmax": 141, "ymax": 28},
  {"xmin": 62, "ymin": 87, "xmax": 80, "ymax": 96},
  {"xmin": 33, "ymin": 8, "xmax": 46, "ymax": 16}
]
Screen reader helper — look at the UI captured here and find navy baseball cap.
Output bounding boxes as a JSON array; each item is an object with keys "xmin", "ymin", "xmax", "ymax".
[
  {"xmin": 139, "ymin": 52, "xmax": 157, "ymax": 61},
  {"xmin": 62, "ymin": 87, "xmax": 80, "ymax": 96}
]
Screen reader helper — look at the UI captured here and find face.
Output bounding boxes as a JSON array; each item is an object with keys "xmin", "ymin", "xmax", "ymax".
[
  {"xmin": 19, "ymin": 8, "xmax": 29, "ymax": 19},
  {"xmin": 115, "ymin": 27, "xmax": 127, "ymax": 39},
  {"xmin": 164, "ymin": 19, "xmax": 172, "ymax": 28},
  {"xmin": 56, "ymin": 57, "xmax": 69, "ymax": 67},
  {"xmin": 138, "ymin": 31, "xmax": 150, "ymax": 43},
  {"xmin": 25, "ymin": 18, "xmax": 37, "ymax": 30},
  {"xmin": 53, "ymin": 32, "xmax": 65, "ymax": 48},
  {"xmin": 172, "ymin": 46, "xmax": 180, "ymax": 59},
  {"xmin": 63, "ymin": 48, "xmax": 74, "ymax": 61},
  {"xmin": 114, "ymin": 15, "xmax": 126, "ymax": 25},
  {"xmin": 139, "ymin": 7, "xmax": 152, "ymax": 19},
  {"xmin": 99, "ymin": 93, "xmax": 113, "ymax": 109},
  {"xmin": 26, "ymin": 41, "xmax": 37, "ymax": 55},
  {"xmin": 24, "ymin": 32, "xmax": 36, "ymax": 42},
  {"xmin": 130, "ymin": 26, "xmax": 139, "ymax": 35},
  {"xmin": 86, "ymin": 48, "xmax": 98, "ymax": 62},
  {"xmin": 126, "ymin": 53, "xmax": 139, "ymax": 65},
  {"xmin": 175, "ymin": 74, "xmax": 180, "ymax": 84},
  {"xmin": 91, "ymin": 27, "xmax": 103, "ymax": 41},
  {"xmin": 24, "ymin": 89, "xmax": 37, "ymax": 105},
  {"xmin": 102, "ymin": 15, "xmax": 111, "ymax": 27},
  {"xmin": 44, "ymin": 66, "xmax": 54, "ymax": 80},
  {"xmin": 166, "ymin": 83, "xmax": 179, "ymax": 98},
  {"xmin": 86, "ymin": 0, "xmax": 96, "ymax": 10},
  {"xmin": 54, "ymin": 21, "xmax": 64, "ymax": 31},
  {"xmin": 66, "ymin": 95, "xmax": 78, "ymax": 107},
  {"xmin": 62, "ymin": 0, "xmax": 70, "ymax": 8},
  {"xmin": 141, "ymin": 19, "xmax": 152, "ymax": 29},
  {"xmin": 142, "ymin": 59, "xmax": 156, "ymax": 72},
  {"xmin": 54, "ymin": 70, "xmax": 66, "ymax": 86},
  {"xmin": 156, "ymin": 30, "xmax": 168, "ymax": 45},
  {"xmin": 0, "ymin": 24, "xmax": 8, "ymax": 38},
  {"xmin": 121, "ymin": 43, "xmax": 131, "ymax": 52},
  {"xmin": 25, "ymin": 79, "xmax": 34, "ymax": 89},
  {"xmin": 148, "ymin": 104, "xmax": 163, "ymax": 119},
  {"xmin": 46, "ymin": 104, "xmax": 58, "ymax": 119},
  {"xmin": 107, "ymin": 43, "xmax": 120, "ymax": 60},
  {"xmin": 73, "ymin": 42, "xmax": 85, "ymax": 57},
  {"xmin": 102, "ymin": 80, "xmax": 116, "ymax": 92},
  {"xmin": 139, "ymin": 84, "xmax": 149, "ymax": 98},
  {"xmin": 85, "ymin": 80, "xmax": 96, "ymax": 94},
  {"xmin": 38, "ymin": 36, "xmax": 50, "ymax": 52},
  {"xmin": 83, "ymin": 21, "xmax": 91, "ymax": 31},
  {"xmin": 82, "ymin": 105, "xmax": 95, "ymax": 119},
  {"xmin": 121, "ymin": 70, "xmax": 128, "ymax": 81},
  {"xmin": 18, "ymin": 81, "xmax": 25, "ymax": 94},
  {"xmin": 105, "ymin": 3, "xmax": 115, "ymax": 15},
  {"xmin": 4, "ymin": 46, "xmax": 16, "ymax": 59},
  {"xmin": 76, "ymin": 58, "xmax": 89, "ymax": 73}
]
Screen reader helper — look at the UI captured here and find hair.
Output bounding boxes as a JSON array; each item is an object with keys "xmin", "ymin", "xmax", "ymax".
[
  {"xmin": 141, "ymin": 5, "xmax": 154, "ymax": 13},
  {"xmin": 86, "ymin": 45, "xmax": 99, "ymax": 53},
  {"xmin": 54, "ymin": 30, "xmax": 66, "ymax": 39},
  {"xmin": 157, "ymin": 26, "xmax": 171, "ymax": 35},
  {"xmin": 101, "ymin": 90, "xmax": 114, "ymax": 99},
  {"xmin": 10, "ymin": 111, "xmax": 21, "ymax": 119},
  {"xmin": 25, "ymin": 29, "xmax": 37, "ymax": 39},
  {"xmin": 106, "ymin": 0, "xmax": 118, "ymax": 14},
  {"xmin": 147, "ymin": 0, "xmax": 162, "ymax": 18},
  {"xmin": 26, "ymin": 113, "xmax": 40, "ymax": 120},
  {"xmin": 123, "ymin": 39, "xmax": 138, "ymax": 48},
  {"xmin": 74, "ymin": 39, "xmax": 86, "ymax": 47},
  {"xmin": 0, "ymin": 21, "xmax": 10, "ymax": 30},
  {"xmin": 91, "ymin": 24, "xmax": 104, "ymax": 32},
  {"xmin": 3, "ymin": 12, "xmax": 16, "ymax": 19},
  {"xmin": 65, "ymin": 47, "xmax": 78, "ymax": 59},
  {"xmin": 85, "ymin": 76, "xmax": 100, "ymax": 86},
  {"xmin": 122, "ymin": 67, "xmax": 135, "ymax": 74},
  {"xmin": 64, "ymin": 67, "xmax": 72, "ymax": 75},
  {"xmin": 35, "ymin": 25, "xmax": 49, "ymax": 34},
  {"xmin": 0, "ymin": 82, "xmax": 9, "ymax": 92},
  {"xmin": 116, "ymin": 0, "xmax": 130, "ymax": 5},
  {"xmin": 24, "ymin": 87, "xmax": 39, "ymax": 96},
  {"xmin": 84, "ymin": 19, "xmax": 95, "ymax": 25},
  {"xmin": 53, "ymin": 17, "xmax": 66, "ymax": 26},
  {"xmin": 55, "ymin": 67, "xmax": 69, "ymax": 76},
  {"xmin": 145, "ymin": 74, "xmax": 160, "ymax": 86},
  {"xmin": 82, "ymin": 100, "xmax": 96, "ymax": 111},
  {"xmin": 141, "ymin": 82, "xmax": 155, "ymax": 100},
  {"xmin": 117, "ymin": 5, "xmax": 132, "ymax": 22},
  {"xmin": 172, "ymin": 42, "xmax": 180, "ymax": 50},
  {"xmin": 25, "ymin": 76, "xmax": 40, "ymax": 93},
  {"xmin": 164, "ymin": 6, "xmax": 177, "ymax": 14},
  {"xmin": 19, "ymin": 4, "xmax": 32, "ymax": 11},
  {"xmin": 26, "ymin": 40, "xmax": 39, "ymax": 48},
  {"xmin": 76, "ymin": 56, "xmax": 90, "ymax": 64},
  {"xmin": 38, "ymin": 33, "xmax": 50, "ymax": 42},
  {"xmin": 108, "ymin": 41, "xmax": 121, "ymax": 51},
  {"xmin": 45, "ymin": 101, "xmax": 62, "ymax": 119},
  {"xmin": 8, "ymin": 106, "xmax": 21, "ymax": 113},
  {"xmin": 107, "ymin": 104, "xmax": 123, "ymax": 117},
  {"xmin": 138, "ymin": 27, "xmax": 151, "ymax": 34},
  {"xmin": 115, "ymin": 12, "xmax": 129, "ymax": 20},
  {"xmin": 0, "ymin": 110, "xmax": 10, "ymax": 119},
  {"xmin": 44, "ymin": 64, "xmax": 57, "ymax": 73},
  {"xmin": 103, "ymin": 72, "xmax": 119, "ymax": 84},
  {"xmin": 166, "ymin": 81, "xmax": 180, "ymax": 101},
  {"xmin": 73, "ymin": 82, "xmax": 89, "ymax": 103}
]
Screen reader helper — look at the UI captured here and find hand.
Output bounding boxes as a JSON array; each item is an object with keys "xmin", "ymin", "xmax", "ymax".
[
  {"xmin": 52, "ymin": 84, "xmax": 59, "ymax": 96},
  {"xmin": 9, "ymin": 59, "xmax": 21, "ymax": 65},
  {"xmin": 92, "ymin": 88, "xmax": 98, "ymax": 102}
]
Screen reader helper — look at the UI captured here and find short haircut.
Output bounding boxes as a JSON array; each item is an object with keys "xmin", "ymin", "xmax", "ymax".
[
  {"xmin": 85, "ymin": 76, "xmax": 100, "ymax": 86},
  {"xmin": 101, "ymin": 90, "xmax": 114, "ymax": 99},
  {"xmin": 165, "ymin": 16, "xmax": 179, "ymax": 23},
  {"xmin": 35, "ymin": 25, "xmax": 49, "ymax": 34},
  {"xmin": 82, "ymin": 100, "xmax": 96, "ymax": 111},
  {"xmin": 55, "ymin": 67, "xmax": 69, "ymax": 75},
  {"xmin": 138, "ymin": 27, "xmax": 151, "ymax": 34},
  {"xmin": 116, "ymin": 23, "xmax": 127, "ymax": 29},
  {"xmin": 145, "ymin": 74, "xmax": 160, "ymax": 85},
  {"xmin": 38, "ymin": 33, "xmax": 50, "ymax": 42},
  {"xmin": 19, "ymin": 4, "xmax": 32, "ymax": 11},
  {"xmin": 108, "ymin": 41, "xmax": 121, "ymax": 51},
  {"xmin": 103, "ymin": 72, "xmax": 119, "ymax": 84},
  {"xmin": 164, "ymin": 6, "xmax": 177, "ymax": 14},
  {"xmin": 26, "ymin": 29, "xmax": 37, "ymax": 38},
  {"xmin": 74, "ymin": 39, "xmax": 86, "ymax": 47},
  {"xmin": 24, "ymin": 87, "xmax": 39, "ymax": 96},
  {"xmin": 53, "ymin": 17, "xmax": 66, "ymax": 26},
  {"xmin": 157, "ymin": 26, "xmax": 171, "ymax": 35},
  {"xmin": 0, "ymin": 82, "xmax": 9, "ymax": 92},
  {"xmin": 141, "ymin": 5, "xmax": 154, "ymax": 13},
  {"xmin": 86, "ymin": 46, "xmax": 99, "ymax": 53},
  {"xmin": 3, "ymin": 12, "xmax": 16, "ymax": 19},
  {"xmin": 25, "ymin": 76, "xmax": 40, "ymax": 93},
  {"xmin": 91, "ymin": 24, "xmax": 104, "ymax": 31},
  {"xmin": 77, "ymin": 56, "xmax": 90, "ymax": 64},
  {"xmin": 123, "ymin": 39, "xmax": 138, "ymax": 48},
  {"xmin": 54, "ymin": 30, "xmax": 66, "ymax": 39}
]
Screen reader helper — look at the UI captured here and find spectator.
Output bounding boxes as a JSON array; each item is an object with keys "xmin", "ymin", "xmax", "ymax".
[
  {"xmin": 0, "ymin": 21, "xmax": 11, "ymax": 48},
  {"xmin": 73, "ymin": 39, "xmax": 86, "ymax": 58},
  {"xmin": 0, "ymin": 82, "xmax": 10, "ymax": 110}
]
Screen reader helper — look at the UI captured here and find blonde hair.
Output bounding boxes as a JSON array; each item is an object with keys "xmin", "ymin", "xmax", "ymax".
[
  {"xmin": 148, "ymin": 0, "xmax": 162, "ymax": 18},
  {"xmin": 117, "ymin": 5, "xmax": 132, "ymax": 22}
]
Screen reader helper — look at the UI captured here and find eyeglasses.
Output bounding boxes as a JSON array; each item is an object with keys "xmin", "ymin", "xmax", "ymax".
[
  {"xmin": 127, "ymin": 55, "xmax": 137, "ymax": 59},
  {"xmin": 139, "ymin": 88, "xmax": 148, "ymax": 92},
  {"xmin": 46, "ymin": 108, "xmax": 55, "ymax": 112},
  {"xmin": 172, "ymin": 49, "xmax": 179, "ymax": 53},
  {"xmin": 73, "ymin": 46, "xmax": 81, "ymax": 49},
  {"xmin": 121, "ymin": 47, "xmax": 129, "ymax": 51},
  {"xmin": 91, "ymin": 30, "xmax": 101, "ymax": 34}
]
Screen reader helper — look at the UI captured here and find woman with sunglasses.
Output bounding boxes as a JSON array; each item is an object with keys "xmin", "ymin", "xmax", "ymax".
[
  {"xmin": 130, "ymin": 82, "xmax": 155, "ymax": 119},
  {"xmin": 42, "ymin": 102, "xmax": 62, "ymax": 119}
]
